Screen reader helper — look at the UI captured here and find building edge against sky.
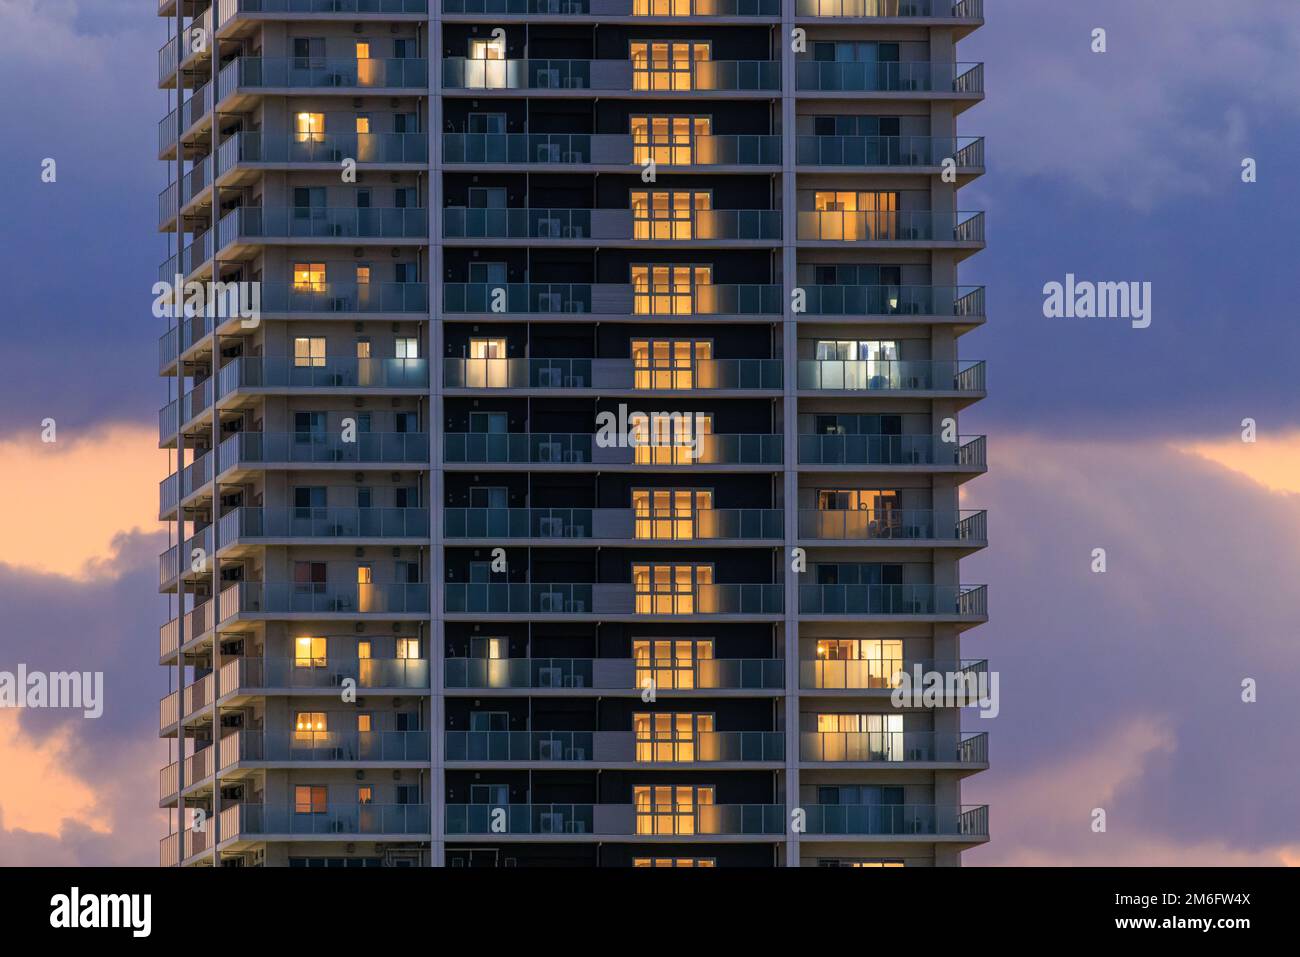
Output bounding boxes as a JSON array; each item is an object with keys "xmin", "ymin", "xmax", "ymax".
[{"xmin": 157, "ymin": 0, "xmax": 989, "ymax": 868}]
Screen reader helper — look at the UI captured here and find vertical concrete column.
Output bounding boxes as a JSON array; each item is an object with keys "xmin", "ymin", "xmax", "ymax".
[{"xmin": 779, "ymin": 0, "xmax": 800, "ymax": 868}]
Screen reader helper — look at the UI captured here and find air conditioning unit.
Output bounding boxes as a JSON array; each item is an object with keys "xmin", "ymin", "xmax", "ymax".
[
  {"xmin": 537, "ymin": 442, "xmax": 562, "ymax": 462},
  {"xmin": 537, "ymin": 293, "xmax": 562, "ymax": 312}
]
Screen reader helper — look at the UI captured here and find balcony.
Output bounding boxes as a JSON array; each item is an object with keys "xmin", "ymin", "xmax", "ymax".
[
  {"xmin": 216, "ymin": 0, "xmax": 429, "ymax": 31},
  {"xmin": 796, "ymin": 135, "xmax": 983, "ymax": 169},
  {"xmin": 216, "ymin": 131, "xmax": 428, "ymax": 175},
  {"xmin": 443, "ymin": 582, "xmax": 783, "ymax": 616},
  {"xmin": 258, "ymin": 281, "xmax": 428, "ymax": 314},
  {"xmin": 442, "ymin": 207, "xmax": 781, "ymax": 243},
  {"xmin": 158, "ymin": 82, "xmax": 211, "ymax": 158},
  {"xmin": 442, "ymin": 357, "xmax": 781, "ymax": 391},
  {"xmin": 158, "ymin": 229, "xmax": 211, "ymax": 282},
  {"xmin": 798, "ymin": 508, "xmax": 987, "ymax": 545},
  {"xmin": 443, "ymin": 507, "xmax": 783, "ymax": 542},
  {"xmin": 159, "ymin": 827, "xmax": 211, "ymax": 866},
  {"xmin": 443, "ymin": 132, "xmax": 630, "ymax": 166},
  {"xmin": 800, "ymin": 657, "xmax": 988, "ymax": 691},
  {"xmin": 159, "ymin": 155, "xmax": 213, "ymax": 229},
  {"xmin": 216, "ymin": 57, "xmax": 428, "ymax": 102},
  {"xmin": 797, "ymin": 433, "xmax": 986, "ymax": 469},
  {"xmin": 441, "ymin": 282, "xmax": 782, "ymax": 317},
  {"xmin": 159, "ymin": 600, "xmax": 213, "ymax": 661},
  {"xmin": 159, "ymin": 453, "xmax": 213, "ymax": 516},
  {"xmin": 217, "ymin": 656, "xmax": 429, "ymax": 696},
  {"xmin": 218, "ymin": 580, "xmax": 431, "ymax": 621},
  {"xmin": 158, "ymin": 313, "xmax": 212, "ymax": 372},
  {"xmin": 798, "ymin": 583, "xmax": 988, "ymax": 619},
  {"xmin": 219, "ymin": 803, "xmax": 431, "ymax": 840},
  {"xmin": 445, "ymin": 656, "xmax": 784, "ymax": 690},
  {"xmin": 445, "ymin": 729, "xmax": 785, "ymax": 763},
  {"xmin": 442, "ymin": 432, "xmax": 783, "ymax": 466},
  {"xmin": 159, "ymin": 673, "xmax": 213, "ymax": 732},
  {"xmin": 445, "ymin": 803, "xmax": 785, "ymax": 837},
  {"xmin": 795, "ymin": 0, "xmax": 983, "ymax": 19},
  {"xmin": 799, "ymin": 284, "xmax": 984, "ymax": 321},
  {"xmin": 442, "ymin": 58, "xmax": 779, "ymax": 93},
  {"xmin": 800, "ymin": 730, "xmax": 988, "ymax": 764},
  {"xmin": 443, "ymin": 0, "xmax": 780, "ymax": 15},
  {"xmin": 218, "ymin": 506, "xmax": 430, "ymax": 545},
  {"xmin": 796, "ymin": 60, "xmax": 984, "ymax": 95},
  {"xmin": 217, "ymin": 432, "xmax": 430, "ymax": 470},
  {"xmin": 159, "ymin": 524, "xmax": 213, "ymax": 586},
  {"xmin": 797, "ymin": 209, "xmax": 985, "ymax": 245},
  {"xmin": 158, "ymin": 7, "xmax": 211, "ymax": 86},
  {"xmin": 217, "ymin": 357, "xmax": 429, "ymax": 397},
  {"xmin": 215, "ymin": 207, "xmax": 428, "ymax": 249},
  {"xmin": 801, "ymin": 804, "xmax": 988, "ymax": 839},
  {"xmin": 219, "ymin": 730, "xmax": 430, "ymax": 766},
  {"xmin": 796, "ymin": 358, "xmax": 984, "ymax": 393}
]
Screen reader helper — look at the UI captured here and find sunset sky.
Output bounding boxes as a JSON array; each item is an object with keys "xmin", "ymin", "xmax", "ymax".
[{"xmin": 2, "ymin": 0, "xmax": 1299, "ymax": 865}]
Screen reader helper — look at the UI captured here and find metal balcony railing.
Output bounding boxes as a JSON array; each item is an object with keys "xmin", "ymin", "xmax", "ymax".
[
  {"xmin": 217, "ymin": 57, "xmax": 428, "ymax": 98},
  {"xmin": 796, "ymin": 358, "xmax": 984, "ymax": 392},
  {"xmin": 445, "ymin": 730, "xmax": 785, "ymax": 762},
  {"xmin": 798, "ymin": 284, "xmax": 984, "ymax": 318},
  {"xmin": 442, "ymin": 356, "xmax": 781, "ymax": 390},
  {"xmin": 798, "ymin": 583, "xmax": 988, "ymax": 617},
  {"xmin": 800, "ymin": 730, "xmax": 988, "ymax": 763},
  {"xmin": 221, "ymin": 803, "xmax": 431, "ymax": 837},
  {"xmin": 217, "ymin": 356, "xmax": 428, "ymax": 395},
  {"xmin": 445, "ymin": 803, "xmax": 786, "ymax": 836},
  {"xmin": 444, "ymin": 656, "xmax": 785, "ymax": 690},
  {"xmin": 218, "ymin": 657, "xmax": 429, "ymax": 695},
  {"xmin": 796, "ymin": 134, "xmax": 983, "ymax": 167},
  {"xmin": 218, "ymin": 581, "xmax": 431, "ymax": 620},
  {"xmin": 799, "ymin": 657, "xmax": 988, "ymax": 690},
  {"xmin": 217, "ymin": 206, "xmax": 427, "ymax": 245},
  {"xmin": 803, "ymin": 804, "xmax": 989, "ymax": 837},
  {"xmin": 797, "ymin": 508, "xmax": 987, "ymax": 542},
  {"xmin": 444, "ymin": 582, "xmax": 784, "ymax": 615},
  {"xmin": 443, "ymin": 507, "xmax": 783, "ymax": 541},
  {"xmin": 795, "ymin": 0, "xmax": 982, "ymax": 17},
  {"xmin": 257, "ymin": 281, "xmax": 428, "ymax": 313},
  {"xmin": 796, "ymin": 60, "xmax": 984, "ymax": 93},
  {"xmin": 219, "ymin": 506, "xmax": 430, "ymax": 541},
  {"xmin": 217, "ymin": 131, "xmax": 428, "ymax": 173},
  {"xmin": 797, "ymin": 433, "xmax": 986, "ymax": 467},
  {"xmin": 797, "ymin": 209, "xmax": 985, "ymax": 243},
  {"xmin": 443, "ymin": 432, "xmax": 783, "ymax": 465},
  {"xmin": 217, "ymin": 431, "xmax": 430, "ymax": 467},
  {"xmin": 221, "ymin": 730, "xmax": 431, "ymax": 765}
]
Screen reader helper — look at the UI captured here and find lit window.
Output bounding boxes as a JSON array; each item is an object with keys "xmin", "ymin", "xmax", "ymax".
[
  {"xmin": 467, "ymin": 37, "xmax": 507, "ymax": 89},
  {"xmin": 396, "ymin": 638, "xmax": 421, "ymax": 659},
  {"xmin": 395, "ymin": 337, "xmax": 419, "ymax": 359},
  {"xmin": 813, "ymin": 712, "xmax": 903, "ymax": 761},
  {"xmin": 813, "ymin": 639, "xmax": 903, "ymax": 689},
  {"xmin": 294, "ymin": 112, "xmax": 325, "ymax": 144},
  {"xmin": 810, "ymin": 190, "xmax": 899, "ymax": 240},
  {"xmin": 633, "ymin": 0, "xmax": 691, "ymax": 14},
  {"xmin": 357, "ymin": 640, "xmax": 372, "ymax": 659},
  {"xmin": 634, "ymin": 785, "xmax": 715, "ymax": 835},
  {"xmin": 465, "ymin": 337, "xmax": 508, "ymax": 387},
  {"xmin": 294, "ymin": 636, "xmax": 327, "ymax": 668},
  {"xmin": 294, "ymin": 785, "xmax": 327, "ymax": 814},
  {"xmin": 355, "ymin": 41, "xmax": 371, "ymax": 59},
  {"xmin": 632, "ymin": 264, "xmax": 711, "ymax": 316},
  {"xmin": 631, "ymin": 338, "xmax": 711, "ymax": 390},
  {"xmin": 631, "ymin": 115, "xmax": 711, "ymax": 166},
  {"xmin": 356, "ymin": 265, "xmax": 371, "ymax": 285},
  {"xmin": 293, "ymin": 262, "xmax": 326, "ymax": 291},
  {"xmin": 633, "ymin": 857, "xmax": 716, "ymax": 867},
  {"xmin": 633, "ymin": 638, "xmax": 714, "ymax": 689},
  {"xmin": 633, "ymin": 711, "xmax": 714, "ymax": 762},
  {"xmin": 631, "ymin": 190, "xmax": 710, "ymax": 240},
  {"xmin": 355, "ymin": 115, "xmax": 371, "ymax": 135},
  {"xmin": 357, "ymin": 713, "xmax": 372, "ymax": 733},
  {"xmin": 295, "ymin": 711, "xmax": 327, "ymax": 733},
  {"xmin": 633, "ymin": 563, "xmax": 712, "ymax": 615},
  {"xmin": 630, "ymin": 412, "xmax": 712, "ymax": 465},
  {"xmin": 632, "ymin": 489, "xmax": 713, "ymax": 540},
  {"xmin": 631, "ymin": 41, "xmax": 709, "ymax": 92},
  {"xmin": 293, "ymin": 336, "xmax": 326, "ymax": 368},
  {"xmin": 357, "ymin": 785, "xmax": 374, "ymax": 805}
]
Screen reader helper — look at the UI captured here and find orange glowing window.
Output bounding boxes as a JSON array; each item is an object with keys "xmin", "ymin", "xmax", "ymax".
[
  {"xmin": 633, "ymin": 637, "xmax": 714, "ymax": 689},
  {"xmin": 631, "ymin": 190, "xmax": 710, "ymax": 240},
  {"xmin": 294, "ymin": 711, "xmax": 327, "ymax": 733},
  {"xmin": 633, "ymin": 711, "xmax": 714, "ymax": 762},
  {"xmin": 631, "ymin": 338, "xmax": 712, "ymax": 390},
  {"xmin": 294, "ymin": 785, "xmax": 327, "ymax": 814},
  {"xmin": 630, "ymin": 412, "xmax": 712, "ymax": 465},
  {"xmin": 293, "ymin": 262, "xmax": 326, "ymax": 291},
  {"xmin": 634, "ymin": 785, "xmax": 715, "ymax": 835},
  {"xmin": 632, "ymin": 562, "xmax": 713, "ymax": 614},
  {"xmin": 631, "ymin": 115, "xmax": 711, "ymax": 166},
  {"xmin": 295, "ymin": 112, "xmax": 325, "ymax": 143},
  {"xmin": 631, "ymin": 264, "xmax": 712, "ymax": 316},
  {"xmin": 632, "ymin": 489, "xmax": 713, "ymax": 541},
  {"xmin": 631, "ymin": 40, "xmax": 709, "ymax": 91}
]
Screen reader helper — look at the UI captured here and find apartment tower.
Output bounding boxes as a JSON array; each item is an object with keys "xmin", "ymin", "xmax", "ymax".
[{"xmin": 158, "ymin": 0, "xmax": 988, "ymax": 868}]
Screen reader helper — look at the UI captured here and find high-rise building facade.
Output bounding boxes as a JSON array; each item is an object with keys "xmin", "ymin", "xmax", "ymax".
[{"xmin": 158, "ymin": 0, "xmax": 987, "ymax": 868}]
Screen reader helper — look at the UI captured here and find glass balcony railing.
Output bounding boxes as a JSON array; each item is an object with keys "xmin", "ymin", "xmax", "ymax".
[
  {"xmin": 441, "ymin": 282, "xmax": 783, "ymax": 316},
  {"xmin": 795, "ymin": 0, "xmax": 983, "ymax": 18},
  {"xmin": 800, "ymin": 730, "xmax": 988, "ymax": 763},
  {"xmin": 798, "ymin": 508, "xmax": 987, "ymax": 542},
  {"xmin": 444, "ymin": 583, "xmax": 783, "ymax": 615},
  {"xmin": 797, "ymin": 358, "xmax": 984, "ymax": 392},
  {"xmin": 442, "ymin": 356, "xmax": 781, "ymax": 390},
  {"xmin": 798, "ymin": 583, "xmax": 988, "ymax": 617},
  {"xmin": 444, "ymin": 656, "xmax": 785, "ymax": 689},
  {"xmin": 218, "ymin": 506, "xmax": 431, "ymax": 542},
  {"xmin": 218, "ymin": 431, "xmax": 430, "ymax": 467},
  {"xmin": 797, "ymin": 209, "xmax": 985, "ymax": 243},
  {"xmin": 222, "ymin": 803, "xmax": 431, "ymax": 837},
  {"xmin": 445, "ymin": 803, "xmax": 785, "ymax": 836},
  {"xmin": 443, "ymin": 207, "xmax": 593, "ymax": 239},
  {"xmin": 159, "ymin": 454, "xmax": 213, "ymax": 515},
  {"xmin": 218, "ymin": 581, "xmax": 430, "ymax": 620},
  {"xmin": 797, "ymin": 433, "xmax": 986, "ymax": 467},
  {"xmin": 444, "ymin": 730, "xmax": 785, "ymax": 762},
  {"xmin": 158, "ymin": 525, "xmax": 213, "ymax": 585},
  {"xmin": 635, "ymin": 134, "xmax": 780, "ymax": 166},
  {"xmin": 803, "ymin": 804, "xmax": 988, "ymax": 837},
  {"xmin": 443, "ymin": 432, "xmax": 782, "ymax": 465},
  {"xmin": 158, "ymin": 313, "xmax": 212, "ymax": 370},
  {"xmin": 443, "ymin": 132, "xmax": 608, "ymax": 165},
  {"xmin": 443, "ymin": 0, "xmax": 780, "ymax": 14},
  {"xmin": 217, "ymin": 57, "xmax": 428, "ymax": 99},
  {"xmin": 221, "ymin": 730, "xmax": 430, "ymax": 764},
  {"xmin": 258, "ymin": 281, "xmax": 428, "ymax": 313},
  {"xmin": 796, "ymin": 134, "xmax": 983, "ymax": 168},
  {"xmin": 799, "ymin": 284, "xmax": 984, "ymax": 318},
  {"xmin": 217, "ymin": 356, "xmax": 428, "ymax": 395},
  {"xmin": 443, "ymin": 58, "xmax": 780, "ymax": 92},
  {"xmin": 796, "ymin": 60, "xmax": 984, "ymax": 94},
  {"xmin": 218, "ymin": 656, "xmax": 429, "ymax": 694},
  {"xmin": 443, "ymin": 507, "xmax": 783, "ymax": 540},
  {"xmin": 217, "ymin": 131, "xmax": 428, "ymax": 173},
  {"xmin": 217, "ymin": 0, "xmax": 429, "ymax": 29},
  {"xmin": 800, "ymin": 657, "xmax": 988, "ymax": 690},
  {"xmin": 216, "ymin": 207, "xmax": 427, "ymax": 246}
]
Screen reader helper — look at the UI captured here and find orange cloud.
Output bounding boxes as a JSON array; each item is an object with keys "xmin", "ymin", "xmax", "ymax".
[
  {"xmin": 0, "ymin": 423, "xmax": 165, "ymax": 578},
  {"xmin": 1177, "ymin": 431, "xmax": 1300, "ymax": 496},
  {"xmin": 0, "ymin": 711, "xmax": 110, "ymax": 837}
]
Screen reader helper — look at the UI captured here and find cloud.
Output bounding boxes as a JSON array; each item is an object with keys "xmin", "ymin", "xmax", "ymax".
[
  {"xmin": 963, "ymin": 433, "xmax": 1300, "ymax": 864},
  {"xmin": 0, "ymin": 423, "xmax": 166, "ymax": 578}
]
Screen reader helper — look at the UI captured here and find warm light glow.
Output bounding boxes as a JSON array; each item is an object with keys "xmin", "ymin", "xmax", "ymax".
[
  {"xmin": 633, "ymin": 711, "xmax": 714, "ymax": 762},
  {"xmin": 293, "ymin": 336, "xmax": 326, "ymax": 369},
  {"xmin": 292, "ymin": 262, "xmax": 326, "ymax": 291},
  {"xmin": 634, "ymin": 784, "xmax": 715, "ymax": 834},
  {"xmin": 294, "ymin": 636, "xmax": 327, "ymax": 668},
  {"xmin": 631, "ymin": 412, "xmax": 712, "ymax": 465},
  {"xmin": 811, "ymin": 190, "xmax": 899, "ymax": 240},
  {"xmin": 632, "ymin": 562, "xmax": 713, "ymax": 614},
  {"xmin": 294, "ymin": 785, "xmax": 327, "ymax": 814},
  {"xmin": 294, "ymin": 112, "xmax": 324, "ymax": 144},
  {"xmin": 632, "ymin": 264, "xmax": 712, "ymax": 316},
  {"xmin": 633, "ymin": 637, "xmax": 714, "ymax": 689},
  {"xmin": 632, "ymin": 190, "xmax": 710, "ymax": 240},
  {"xmin": 631, "ymin": 40, "xmax": 710, "ymax": 91},
  {"xmin": 632, "ymin": 338, "xmax": 712, "ymax": 390},
  {"xmin": 813, "ymin": 639, "xmax": 904, "ymax": 689},
  {"xmin": 632, "ymin": 488, "xmax": 713, "ymax": 540},
  {"xmin": 633, "ymin": 857, "xmax": 716, "ymax": 867},
  {"xmin": 465, "ymin": 337, "xmax": 509, "ymax": 387},
  {"xmin": 631, "ymin": 115, "xmax": 710, "ymax": 166},
  {"xmin": 295, "ymin": 711, "xmax": 327, "ymax": 733}
]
